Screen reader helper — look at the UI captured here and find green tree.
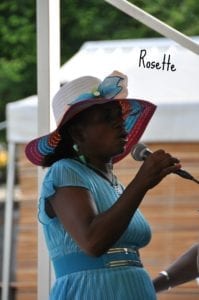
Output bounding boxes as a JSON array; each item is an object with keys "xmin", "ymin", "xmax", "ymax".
[
  {"xmin": 61, "ymin": 0, "xmax": 199, "ymax": 63},
  {"xmin": 0, "ymin": 1, "xmax": 36, "ymax": 123}
]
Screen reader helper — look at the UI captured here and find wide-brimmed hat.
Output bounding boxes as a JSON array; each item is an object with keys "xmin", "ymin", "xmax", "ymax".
[{"xmin": 25, "ymin": 71, "xmax": 156, "ymax": 165}]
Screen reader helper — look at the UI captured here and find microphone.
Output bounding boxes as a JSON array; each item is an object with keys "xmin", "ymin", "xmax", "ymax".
[{"xmin": 131, "ymin": 143, "xmax": 199, "ymax": 184}]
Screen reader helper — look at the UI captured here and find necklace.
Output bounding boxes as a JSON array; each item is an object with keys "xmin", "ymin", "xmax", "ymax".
[
  {"xmin": 87, "ymin": 163, "xmax": 117, "ymax": 185},
  {"xmin": 76, "ymin": 159, "xmax": 124, "ymax": 195},
  {"xmin": 88, "ymin": 163, "xmax": 124, "ymax": 195}
]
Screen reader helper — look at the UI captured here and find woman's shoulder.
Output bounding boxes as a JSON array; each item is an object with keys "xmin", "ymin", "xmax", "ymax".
[
  {"xmin": 43, "ymin": 158, "xmax": 90, "ymax": 188},
  {"xmin": 51, "ymin": 158, "xmax": 85, "ymax": 171},
  {"xmin": 47, "ymin": 158, "xmax": 89, "ymax": 179}
]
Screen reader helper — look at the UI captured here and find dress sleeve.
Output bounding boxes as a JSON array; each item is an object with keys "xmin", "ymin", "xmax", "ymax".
[
  {"xmin": 38, "ymin": 159, "xmax": 90, "ymax": 224},
  {"xmin": 53, "ymin": 160, "xmax": 90, "ymax": 189}
]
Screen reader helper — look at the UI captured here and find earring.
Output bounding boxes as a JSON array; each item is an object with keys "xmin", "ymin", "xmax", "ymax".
[
  {"xmin": 73, "ymin": 144, "xmax": 86, "ymax": 164},
  {"xmin": 78, "ymin": 155, "xmax": 87, "ymax": 164},
  {"xmin": 73, "ymin": 144, "xmax": 79, "ymax": 153}
]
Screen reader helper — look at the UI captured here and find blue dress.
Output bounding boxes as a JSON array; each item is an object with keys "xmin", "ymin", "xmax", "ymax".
[{"xmin": 39, "ymin": 158, "xmax": 156, "ymax": 300}]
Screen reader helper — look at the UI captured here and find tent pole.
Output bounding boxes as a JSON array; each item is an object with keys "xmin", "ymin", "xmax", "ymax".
[
  {"xmin": 1, "ymin": 142, "xmax": 16, "ymax": 300},
  {"xmin": 105, "ymin": 0, "xmax": 199, "ymax": 55},
  {"xmin": 36, "ymin": 0, "xmax": 60, "ymax": 299}
]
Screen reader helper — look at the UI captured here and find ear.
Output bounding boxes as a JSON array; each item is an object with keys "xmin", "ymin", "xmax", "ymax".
[{"xmin": 70, "ymin": 124, "xmax": 85, "ymax": 143}]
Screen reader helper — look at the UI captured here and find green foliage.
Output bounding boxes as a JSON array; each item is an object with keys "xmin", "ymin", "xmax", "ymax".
[
  {"xmin": 0, "ymin": 0, "xmax": 199, "ymax": 142},
  {"xmin": 60, "ymin": 0, "xmax": 158, "ymax": 63},
  {"xmin": 143, "ymin": 0, "xmax": 199, "ymax": 35},
  {"xmin": 0, "ymin": 1, "xmax": 36, "ymax": 123}
]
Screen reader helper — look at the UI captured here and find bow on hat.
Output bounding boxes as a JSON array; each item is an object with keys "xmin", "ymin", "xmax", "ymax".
[{"xmin": 70, "ymin": 71, "xmax": 128, "ymax": 104}]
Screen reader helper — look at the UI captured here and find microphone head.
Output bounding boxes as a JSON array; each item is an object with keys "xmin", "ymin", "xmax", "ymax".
[{"xmin": 131, "ymin": 143, "xmax": 149, "ymax": 161}]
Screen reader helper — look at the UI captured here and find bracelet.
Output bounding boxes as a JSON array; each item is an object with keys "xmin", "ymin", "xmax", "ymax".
[{"xmin": 159, "ymin": 270, "xmax": 172, "ymax": 290}]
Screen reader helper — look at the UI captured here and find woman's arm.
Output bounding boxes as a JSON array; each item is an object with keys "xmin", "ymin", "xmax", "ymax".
[
  {"xmin": 50, "ymin": 150, "xmax": 180, "ymax": 256},
  {"xmin": 153, "ymin": 243, "xmax": 199, "ymax": 293}
]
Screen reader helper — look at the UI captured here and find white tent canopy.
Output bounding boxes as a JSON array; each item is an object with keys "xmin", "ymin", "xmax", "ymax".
[
  {"xmin": 6, "ymin": 36, "xmax": 199, "ymax": 143},
  {"xmin": 6, "ymin": 95, "xmax": 37, "ymax": 143},
  {"xmin": 60, "ymin": 36, "xmax": 199, "ymax": 103}
]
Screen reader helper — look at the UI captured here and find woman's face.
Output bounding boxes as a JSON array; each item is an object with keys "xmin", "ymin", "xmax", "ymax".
[{"xmin": 79, "ymin": 102, "xmax": 128, "ymax": 161}]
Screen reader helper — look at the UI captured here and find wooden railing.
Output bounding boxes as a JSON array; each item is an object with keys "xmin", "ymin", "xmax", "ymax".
[
  {"xmin": 115, "ymin": 142, "xmax": 199, "ymax": 300},
  {"xmin": 9, "ymin": 142, "xmax": 199, "ymax": 300}
]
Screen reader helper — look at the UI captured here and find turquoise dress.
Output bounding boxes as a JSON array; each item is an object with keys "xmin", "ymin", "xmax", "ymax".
[{"xmin": 39, "ymin": 158, "xmax": 156, "ymax": 300}]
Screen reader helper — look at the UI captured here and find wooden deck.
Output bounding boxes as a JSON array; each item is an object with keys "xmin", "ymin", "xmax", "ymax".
[
  {"xmin": 12, "ymin": 142, "xmax": 199, "ymax": 299},
  {"xmin": 115, "ymin": 142, "xmax": 199, "ymax": 300}
]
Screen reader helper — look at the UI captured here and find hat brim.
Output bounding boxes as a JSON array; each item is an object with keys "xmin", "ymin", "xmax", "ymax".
[{"xmin": 25, "ymin": 98, "xmax": 156, "ymax": 166}]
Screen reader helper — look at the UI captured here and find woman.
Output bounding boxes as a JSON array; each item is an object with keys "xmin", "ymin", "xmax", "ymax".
[
  {"xmin": 25, "ymin": 71, "xmax": 181, "ymax": 299},
  {"xmin": 153, "ymin": 243, "xmax": 199, "ymax": 292}
]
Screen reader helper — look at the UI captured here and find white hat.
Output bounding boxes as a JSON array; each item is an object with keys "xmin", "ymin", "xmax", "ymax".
[{"xmin": 25, "ymin": 71, "xmax": 156, "ymax": 166}]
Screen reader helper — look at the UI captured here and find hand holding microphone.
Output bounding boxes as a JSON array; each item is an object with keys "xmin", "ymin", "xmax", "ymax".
[{"xmin": 131, "ymin": 143, "xmax": 199, "ymax": 185}]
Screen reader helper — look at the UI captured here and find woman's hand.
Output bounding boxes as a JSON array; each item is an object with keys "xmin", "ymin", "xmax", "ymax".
[{"xmin": 133, "ymin": 149, "xmax": 181, "ymax": 190}]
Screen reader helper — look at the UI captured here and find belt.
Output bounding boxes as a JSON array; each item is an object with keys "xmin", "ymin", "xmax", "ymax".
[{"xmin": 53, "ymin": 247, "xmax": 143, "ymax": 278}]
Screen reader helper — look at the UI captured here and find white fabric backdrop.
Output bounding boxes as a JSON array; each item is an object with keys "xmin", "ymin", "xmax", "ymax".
[{"xmin": 6, "ymin": 37, "xmax": 199, "ymax": 143}]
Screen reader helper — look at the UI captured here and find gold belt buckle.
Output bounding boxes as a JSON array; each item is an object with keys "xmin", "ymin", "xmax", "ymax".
[
  {"xmin": 105, "ymin": 247, "xmax": 142, "ymax": 268},
  {"xmin": 106, "ymin": 259, "xmax": 142, "ymax": 268},
  {"xmin": 106, "ymin": 260, "xmax": 135, "ymax": 268},
  {"xmin": 107, "ymin": 247, "xmax": 138, "ymax": 255}
]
